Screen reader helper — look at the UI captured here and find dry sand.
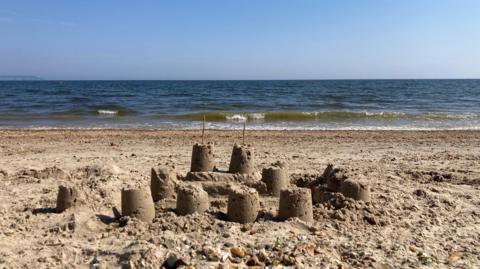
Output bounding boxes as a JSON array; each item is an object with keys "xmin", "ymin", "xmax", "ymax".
[{"xmin": 0, "ymin": 129, "xmax": 479, "ymax": 268}]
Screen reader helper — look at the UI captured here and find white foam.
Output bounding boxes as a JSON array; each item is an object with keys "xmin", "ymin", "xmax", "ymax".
[
  {"xmin": 248, "ymin": 113, "xmax": 265, "ymax": 119},
  {"xmin": 226, "ymin": 114, "xmax": 247, "ymax": 122},
  {"xmin": 97, "ymin": 110, "xmax": 118, "ymax": 115}
]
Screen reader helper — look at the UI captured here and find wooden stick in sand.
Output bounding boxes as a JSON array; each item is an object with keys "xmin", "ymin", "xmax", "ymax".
[
  {"xmin": 202, "ymin": 114, "xmax": 205, "ymax": 144},
  {"xmin": 242, "ymin": 119, "xmax": 246, "ymax": 145}
]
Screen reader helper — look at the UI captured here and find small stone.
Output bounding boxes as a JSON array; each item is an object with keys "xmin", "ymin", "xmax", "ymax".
[
  {"xmin": 162, "ymin": 254, "xmax": 179, "ymax": 269},
  {"xmin": 282, "ymin": 255, "xmax": 296, "ymax": 266},
  {"xmin": 230, "ymin": 247, "xmax": 246, "ymax": 258},
  {"xmin": 230, "ymin": 257, "xmax": 243, "ymax": 264},
  {"xmin": 257, "ymin": 249, "xmax": 270, "ymax": 263},
  {"xmin": 448, "ymin": 251, "xmax": 461, "ymax": 261},
  {"xmin": 220, "ymin": 251, "xmax": 230, "ymax": 262},
  {"xmin": 202, "ymin": 246, "xmax": 220, "ymax": 261},
  {"xmin": 246, "ymin": 255, "xmax": 262, "ymax": 266}
]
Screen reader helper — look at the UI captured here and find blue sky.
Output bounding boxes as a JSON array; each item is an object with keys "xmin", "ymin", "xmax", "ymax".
[{"xmin": 1, "ymin": 1, "xmax": 479, "ymax": 80}]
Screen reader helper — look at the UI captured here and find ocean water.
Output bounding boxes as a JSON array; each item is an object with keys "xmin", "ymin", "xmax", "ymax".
[{"xmin": 0, "ymin": 79, "xmax": 479, "ymax": 130}]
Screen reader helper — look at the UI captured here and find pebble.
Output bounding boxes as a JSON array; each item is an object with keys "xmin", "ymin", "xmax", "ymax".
[{"xmin": 230, "ymin": 246, "xmax": 246, "ymax": 258}]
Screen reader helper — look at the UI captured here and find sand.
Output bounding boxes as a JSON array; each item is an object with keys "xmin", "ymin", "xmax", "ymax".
[{"xmin": 0, "ymin": 129, "xmax": 479, "ymax": 268}]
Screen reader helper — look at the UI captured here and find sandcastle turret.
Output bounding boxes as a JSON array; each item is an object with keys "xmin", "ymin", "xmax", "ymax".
[
  {"xmin": 227, "ymin": 186, "xmax": 259, "ymax": 223},
  {"xmin": 150, "ymin": 167, "xmax": 175, "ymax": 202},
  {"xmin": 190, "ymin": 143, "xmax": 214, "ymax": 172},
  {"xmin": 176, "ymin": 184, "xmax": 209, "ymax": 215},
  {"xmin": 278, "ymin": 187, "xmax": 313, "ymax": 223},
  {"xmin": 340, "ymin": 179, "xmax": 371, "ymax": 202},
  {"xmin": 261, "ymin": 166, "xmax": 289, "ymax": 196},
  {"xmin": 56, "ymin": 185, "xmax": 78, "ymax": 213},
  {"xmin": 325, "ymin": 166, "xmax": 348, "ymax": 192},
  {"xmin": 121, "ymin": 188, "xmax": 155, "ymax": 222},
  {"xmin": 229, "ymin": 144, "xmax": 255, "ymax": 174}
]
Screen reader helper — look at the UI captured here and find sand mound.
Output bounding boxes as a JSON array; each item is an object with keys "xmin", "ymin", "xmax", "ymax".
[{"xmin": 17, "ymin": 166, "xmax": 70, "ymax": 180}]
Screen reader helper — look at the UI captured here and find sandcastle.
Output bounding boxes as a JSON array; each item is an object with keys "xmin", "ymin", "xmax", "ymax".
[
  {"xmin": 340, "ymin": 179, "xmax": 371, "ymax": 202},
  {"xmin": 227, "ymin": 186, "xmax": 259, "ymax": 223},
  {"xmin": 49, "ymin": 118, "xmax": 377, "ymax": 231},
  {"xmin": 121, "ymin": 188, "xmax": 155, "ymax": 222},
  {"xmin": 150, "ymin": 167, "xmax": 176, "ymax": 202},
  {"xmin": 312, "ymin": 164, "xmax": 372, "ymax": 203},
  {"xmin": 325, "ymin": 165, "xmax": 348, "ymax": 192},
  {"xmin": 56, "ymin": 185, "xmax": 78, "ymax": 213},
  {"xmin": 176, "ymin": 184, "xmax": 209, "ymax": 215},
  {"xmin": 229, "ymin": 144, "xmax": 255, "ymax": 174},
  {"xmin": 190, "ymin": 143, "xmax": 215, "ymax": 172},
  {"xmin": 261, "ymin": 166, "xmax": 289, "ymax": 196},
  {"xmin": 278, "ymin": 187, "xmax": 313, "ymax": 223}
]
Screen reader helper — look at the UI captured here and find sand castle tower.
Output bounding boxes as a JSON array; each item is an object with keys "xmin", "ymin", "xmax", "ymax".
[
  {"xmin": 229, "ymin": 144, "xmax": 255, "ymax": 174},
  {"xmin": 340, "ymin": 179, "xmax": 371, "ymax": 202},
  {"xmin": 326, "ymin": 166, "xmax": 348, "ymax": 192},
  {"xmin": 278, "ymin": 187, "xmax": 313, "ymax": 223},
  {"xmin": 261, "ymin": 166, "xmax": 289, "ymax": 196},
  {"xmin": 121, "ymin": 188, "xmax": 155, "ymax": 222},
  {"xmin": 190, "ymin": 143, "xmax": 214, "ymax": 172},
  {"xmin": 56, "ymin": 185, "xmax": 79, "ymax": 213},
  {"xmin": 227, "ymin": 186, "xmax": 259, "ymax": 223},
  {"xmin": 150, "ymin": 167, "xmax": 175, "ymax": 202},
  {"xmin": 190, "ymin": 114, "xmax": 215, "ymax": 172},
  {"xmin": 176, "ymin": 184, "xmax": 209, "ymax": 215}
]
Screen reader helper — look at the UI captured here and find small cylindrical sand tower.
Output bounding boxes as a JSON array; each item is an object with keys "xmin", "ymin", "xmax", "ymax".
[
  {"xmin": 190, "ymin": 143, "xmax": 215, "ymax": 172},
  {"xmin": 278, "ymin": 187, "xmax": 313, "ymax": 223},
  {"xmin": 150, "ymin": 167, "xmax": 175, "ymax": 202},
  {"xmin": 228, "ymin": 144, "xmax": 255, "ymax": 174},
  {"xmin": 227, "ymin": 186, "xmax": 259, "ymax": 223},
  {"xmin": 121, "ymin": 188, "xmax": 155, "ymax": 222},
  {"xmin": 176, "ymin": 184, "xmax": 209, "ymax": 216},
  {"xmin": 340, "ymin": 179, "xmax": 371, "ymax": 202},
  {"xmin": 326, "ymin": 168, "xmax": 347, "ymax": 192},
  {"xmin": 56, "ymin": 185, "xmax": 78, "ymax": 213},
  {"xmin": 261, "ymin": 166, "xmax": 289, "ymax": 196}
]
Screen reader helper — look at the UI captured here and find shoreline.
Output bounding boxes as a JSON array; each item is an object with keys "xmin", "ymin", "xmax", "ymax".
[{"xmin": 2, "ymin": 128, "xmax": 480, "ymax": 132}]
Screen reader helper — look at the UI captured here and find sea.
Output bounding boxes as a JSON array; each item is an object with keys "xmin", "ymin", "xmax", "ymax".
[{"xmin": 0, "ymin": 79, "xmax": 479, "ymax": 130}]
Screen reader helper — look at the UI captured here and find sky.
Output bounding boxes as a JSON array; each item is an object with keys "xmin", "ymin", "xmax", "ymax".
[{"xmin": 0, "ymin": 1, "xmax": 480, "ymax": 80}]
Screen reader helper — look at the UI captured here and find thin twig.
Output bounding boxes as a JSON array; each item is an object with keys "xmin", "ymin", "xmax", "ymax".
[
  {"xmin": 242, "ymin": 119, "xmax": 246, "ymax": 145},
  {"xmin": 202, "ymin": 114, "xmax": 205, "ymax": 144}
]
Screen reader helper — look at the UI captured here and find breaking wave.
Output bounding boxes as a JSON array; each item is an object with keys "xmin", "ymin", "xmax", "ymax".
[{"xmin": 179, "ymin": 111, "xmax": 480, "ymax": 122}]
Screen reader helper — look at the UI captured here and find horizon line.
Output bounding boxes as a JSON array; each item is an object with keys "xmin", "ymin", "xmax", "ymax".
[{"xmin": 1, "ymin": 77, "xmax": 480, "ymax": 81}]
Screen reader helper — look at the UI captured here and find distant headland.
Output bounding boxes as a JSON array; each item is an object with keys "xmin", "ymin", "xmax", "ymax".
[{"xmin": 0, "ymin": 76, "xmax": 44, "ymax": 81}]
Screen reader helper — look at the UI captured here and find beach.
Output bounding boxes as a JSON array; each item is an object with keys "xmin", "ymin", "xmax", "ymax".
[{"xmin": 0, "ymin": 129, "xmax": 479, "ymax": 268}]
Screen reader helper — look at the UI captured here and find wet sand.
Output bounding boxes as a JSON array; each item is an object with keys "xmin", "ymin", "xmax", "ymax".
[{"xmin": 0, "ymin": 129, "xmax": 479, "ymax": 268}]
